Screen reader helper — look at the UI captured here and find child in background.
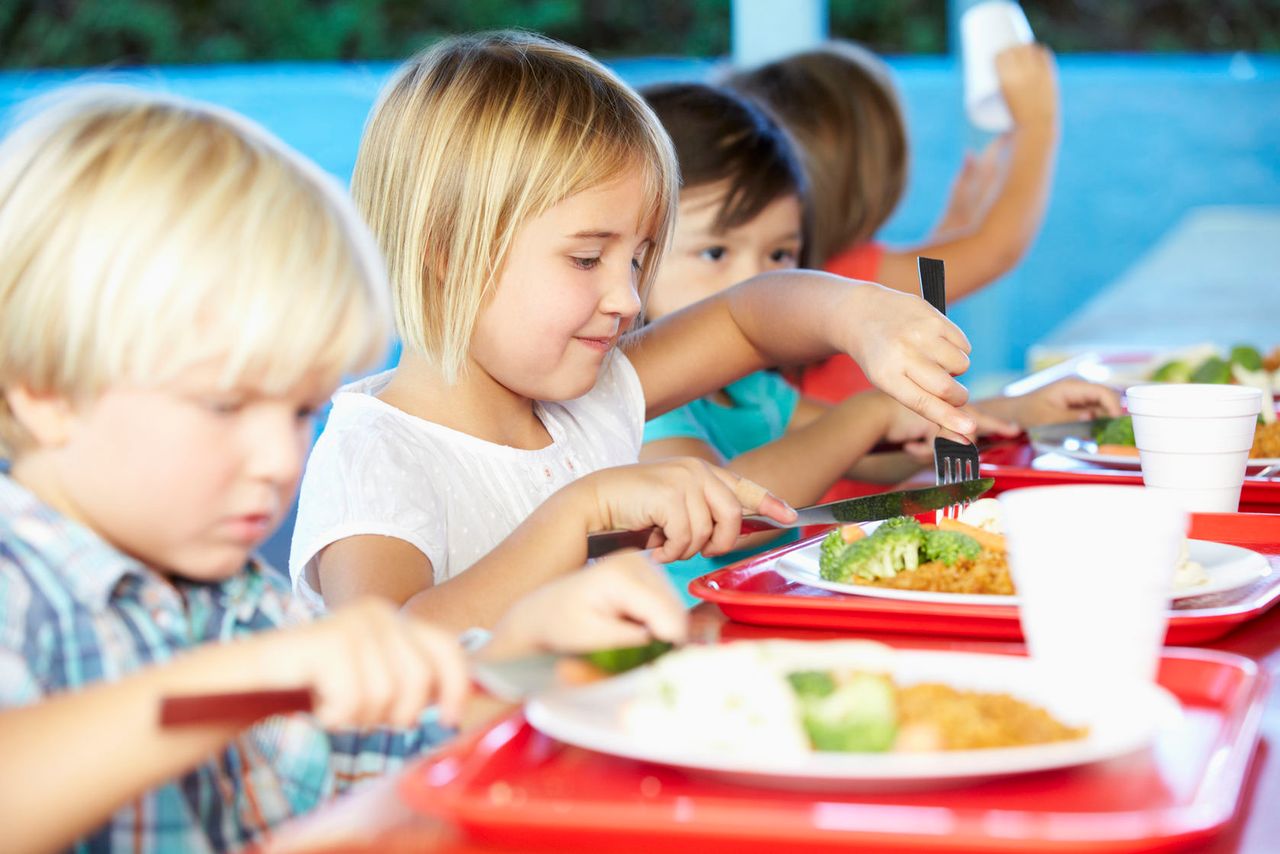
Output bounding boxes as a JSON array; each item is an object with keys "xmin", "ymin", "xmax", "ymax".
[
  {"xmin": 727, "ymin": 40, "xmax": 1060, "ymax": 402},
  {"xmin": 292, "ymin": 31, "xmax": 979, "ymax": 629},
  {"xmin": 0, "ymin": 88, "xmax": 686, "ymax": 854},
  {"xmin": 639, "ymin": 82, "xmax": 1118, "ymax": 594}
]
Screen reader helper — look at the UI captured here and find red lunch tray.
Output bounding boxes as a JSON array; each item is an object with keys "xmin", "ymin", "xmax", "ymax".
[
  {"xmin": 979, "ymin": 442, "xmax": 1280, "ymax": 513},
  {"xmin": 690, "ymin": 513, "xmax": 1280, "ymax": 644},
  {"xmin": 399, "ymin": 647, "xmax": 1266, "ymax": 853}
]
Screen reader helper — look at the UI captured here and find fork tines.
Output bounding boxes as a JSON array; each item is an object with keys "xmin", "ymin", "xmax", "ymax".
[{"xmin": 933, "ymin": 437, "xmax": 981, "ymax": 520}]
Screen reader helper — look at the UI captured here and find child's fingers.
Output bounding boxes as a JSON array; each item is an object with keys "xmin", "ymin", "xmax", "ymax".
[
  {"xmin": 408, "ymin": 625, "xmax": 470, "ymax": 728},
  {"xmin": 969, "ymin": 407, "xmax": 1020, "ymax": 437},
  {"xmin": 610, "ymin": 556, "xmax": 688, "ymax": 643},
  {"xmin": 897, "ymin": 371, "xmax": 976, "ymax": 438},
  {"xmin": 680, "ymin": 491, "xmax": 714, "ymax": 560},
  {"xmin": 700, "ymin": 474, "xmax": 747, "ymax": 556}
]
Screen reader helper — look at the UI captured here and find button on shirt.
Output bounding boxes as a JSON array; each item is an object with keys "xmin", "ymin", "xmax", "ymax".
[{"xmin": 0, "ymin": 475, "xmax": 451, "ymax": 853}]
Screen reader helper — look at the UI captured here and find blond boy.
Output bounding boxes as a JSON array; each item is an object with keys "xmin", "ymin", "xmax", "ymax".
[{"xmin": 0, "ymin": 88, "xmax": 685, "ymax": 853}]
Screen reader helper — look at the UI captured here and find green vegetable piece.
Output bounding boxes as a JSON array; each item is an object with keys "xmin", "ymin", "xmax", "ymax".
[
  {"xmin": 1230, "ymin": 345, "xmax": 1263, "ymax": 372},
  {"xmin": 793, "ymin": 671, "xmax": 898, "ymax": 752},
  {"xmin": 1092, "ymin": 415, "xmax": 1135, "ymax": 446},
  {"xmin": 1190, "ymin": 356, "xmax": 1232, "ymax": 384},
  {"xmin": 1150, "ymin": 359, "xmax": 1193, "ymax": 383},
  {"xmin": 583, "ymin": 640, "xmax": 674, "ymax": 674},
  {"xmin": 921, "ymin": 529, "xmax": 982, "ymax": 566},
  {"xmin": 818, "ymin": 517, "xmax": 925, "ymax": 582},
  {"xmin": 787, "ymin": 670, "xmax": 836, "ymax": 699}
]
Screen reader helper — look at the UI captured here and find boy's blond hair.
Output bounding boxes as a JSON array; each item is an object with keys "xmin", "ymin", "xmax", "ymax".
[
  {"xmin": 352, "ymin": 31, "xmax": 679, "ymax": 382},
  {"xmin": 726, "ymin": 41, "xmax": 908, "ymax": 267},
  {"xmin": 0, "ymin": 86, "xmax": 391, "ymax": 457}
]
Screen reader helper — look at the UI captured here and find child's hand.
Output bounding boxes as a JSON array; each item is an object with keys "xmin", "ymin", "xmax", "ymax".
[
  {"xmin": 996, "ymin": 43, "xmax": 1059, "ymax": 132},
  {"xmin": 933, "ymin": 137, "xmax": 1008, "ymax": 239},
  {"xmin": 264, "ymin": 598, "xmax": 469, "ymax": 730},
  {"xmin": 578, "ymin": 459, "xmax": 795, "ymax": 562},
  {"xmin": 486, "ymin": 552, "xmax": 687, "ymax": 659},
  {"xmin": 838, "ymin": 284, "xmax": 976, "ymax": 440},
  {"xmin": 877, "ymin": 393, "xmax": 1020, "ymax": 461},
  {"xmin": 988, "ymin": 378, "xmax": 1123, "ymax": 428}
]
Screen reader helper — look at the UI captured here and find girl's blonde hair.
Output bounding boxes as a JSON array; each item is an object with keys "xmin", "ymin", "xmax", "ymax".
[
  {"xmin": 352, "ymin": 30, "xmax": 679, "ymax": 382},
  {"xmin": 0, "ymin": 86, "xmax": 391, "ymax": 457},
  {"xmin": 726, "ymin": 41, "xmax": 908, "ymax": 267}
]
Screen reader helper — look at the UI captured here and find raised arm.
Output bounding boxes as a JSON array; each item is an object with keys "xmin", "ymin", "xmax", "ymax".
[{"xmin": 874, "ymin": 43, "xmax": 1059, "ymax": 299}]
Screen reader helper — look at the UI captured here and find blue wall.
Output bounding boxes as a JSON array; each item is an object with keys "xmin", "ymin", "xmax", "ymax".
[{"xmin": 2, "ymin": 53, "xmax": 1276, "ymax": 380}]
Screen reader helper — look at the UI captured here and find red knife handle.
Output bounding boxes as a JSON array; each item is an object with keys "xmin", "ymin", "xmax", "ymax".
[{"xmin": 160, "ymin": 688, "xmax": 314, "ymax": 727}]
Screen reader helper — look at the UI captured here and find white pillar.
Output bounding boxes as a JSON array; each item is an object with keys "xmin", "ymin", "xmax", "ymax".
[{"xmin": 731, "ymin": 0, "xmax": 829, "ymax": 68}]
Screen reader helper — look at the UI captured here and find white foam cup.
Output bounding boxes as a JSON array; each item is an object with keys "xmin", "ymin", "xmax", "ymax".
[
  {"xmin": 961, "ymin": 1, "xmax": 1033, "ymax": 132},
  {"xmin": 1126, "ymin": 384, "xmax": 1263, "ymax": 513},
  {"xmin": 999, "ymin": 485, "xmax": 1187, "ymax": 695}
]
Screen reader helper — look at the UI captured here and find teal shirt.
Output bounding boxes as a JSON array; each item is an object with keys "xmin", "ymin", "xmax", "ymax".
[{"xmin": 643, "ymin": 371, "xmax": 801, "ymax": 603}]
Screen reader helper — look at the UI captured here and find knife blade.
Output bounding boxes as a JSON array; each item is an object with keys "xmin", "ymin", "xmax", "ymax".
[{"xmin": 585, "ymin": 477, "xmax": 993, "ymax": 558}]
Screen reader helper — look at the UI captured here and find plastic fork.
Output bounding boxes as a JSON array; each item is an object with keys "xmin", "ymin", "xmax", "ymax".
[{"xmin": 917, "ymin": 256, "xmax": 980, "ymax": 520}]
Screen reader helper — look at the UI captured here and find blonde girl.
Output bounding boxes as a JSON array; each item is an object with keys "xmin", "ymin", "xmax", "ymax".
[{"xmin": 291, "ymin": 31, "xmax": 975, "ymax": 629}]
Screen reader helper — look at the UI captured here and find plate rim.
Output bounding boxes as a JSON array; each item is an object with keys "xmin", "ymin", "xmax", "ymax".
[
  {"xmin": 524, "ymin": 647, "xmax": 1181, "ymax": 784},
  {"xmin": 775, "ymin": 538, "xmax": 1271, "ymax": 606}
]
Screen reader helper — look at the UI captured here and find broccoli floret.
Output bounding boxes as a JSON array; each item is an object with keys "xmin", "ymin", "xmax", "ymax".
[
  {"xmin": 1230, "ymin": 345, "xmax": 1264, "ymax": 372},
  {"xmin": 877, "ymin": 516, "xmax": 923, "ymax": 535},
  {"xmin": 792, "ymin": 671, "xmax": 898, "ymax": 752},
  {"xmin": 1150, "ymin": 359, "xmax": 1193, "ymax": 383},
  {"xmin": 876, "ymin": 524, "xmax": 923, "ymax": 573},
  {"xmin": 820, "ymin": 534, "xmax": 892, "ymax": 581},
  {"xmin": 1092, "ymin": 415, "xmax": 1135, "ymax": 446},
  {"xmin": 921, "ymin": 529, "xmax": 982, "ymax": 566},
  {"xmin": 1190, "ymin": 356, "xmax": 1232, "ymax": 384},
  {"xmin": 818, "ymin": 518, "xmax": 924, "ymax": 582},
  {"xmin": 583, "ymin": 640, "xmax": 674, "ymax": 674},
  {"xmin": 787, "ymin": 670, "xmax": 836, "ymax": 699}
]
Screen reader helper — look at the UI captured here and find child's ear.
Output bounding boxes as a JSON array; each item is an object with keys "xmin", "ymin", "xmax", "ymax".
[{"xmin": 3, "ymin": 385, "xmax": 76, "ymax": 448}]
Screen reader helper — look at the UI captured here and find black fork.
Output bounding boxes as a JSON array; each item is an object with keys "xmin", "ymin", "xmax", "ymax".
[{"xmin": 918, "ymin": 257, "xmax": 980, "ymax": 520}]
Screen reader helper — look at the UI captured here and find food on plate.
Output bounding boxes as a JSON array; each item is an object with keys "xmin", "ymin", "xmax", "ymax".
[
  {"xmin": 819, "ymin": 498, "xmax": 1207, "ymax": 595},
  {"xmin": 1253, "ymin": 420, "xmax": 1280, "ymax": 458},
  {"xmin": 1149, "ymin": 343, "xmax": 1268, "ymax": 385},
  {"xmin": 1092, "ymin": 414, "xmax": 1275, "ymax": 459},
  {"xmin": 819, "ymin": 506, "xmax": 1013, "ymax": 595},
  {"xmin": 621, "ymin": 641, "xmax": 1086, "ymax": 756},
  {"xmin": 1092, "ymin": 414, "xmax": 1136, "ymax": 447}
]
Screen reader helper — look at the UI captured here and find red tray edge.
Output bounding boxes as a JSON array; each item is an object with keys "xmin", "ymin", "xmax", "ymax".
[{"xmin": 398, "ymin": 650, "xmax": 1269, "ymax": 853}]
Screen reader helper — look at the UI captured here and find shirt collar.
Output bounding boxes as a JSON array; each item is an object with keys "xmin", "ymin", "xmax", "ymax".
[{"xmin": 0, "ymin": 474, "xmax": 269, "ymax": 611}]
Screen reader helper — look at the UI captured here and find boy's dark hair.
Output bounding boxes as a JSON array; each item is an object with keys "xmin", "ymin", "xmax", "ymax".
[
  {"xmin": 641, "ymin": 82, "xmax": 810, "ymax": 264},
  {"xmin": 724, "ymin": 41, "xmax": 907, "ymax": 267}
]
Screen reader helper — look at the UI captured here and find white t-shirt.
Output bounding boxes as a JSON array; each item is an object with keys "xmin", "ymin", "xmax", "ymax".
[{"xmin": 289, "ymin": 352, "xmax": 646, "ymax": 611}]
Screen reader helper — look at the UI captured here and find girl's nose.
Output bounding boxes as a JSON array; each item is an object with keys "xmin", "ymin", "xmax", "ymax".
[{"xmin": 600, "ymin": 266, "xmax": 642, "ymax": 319}]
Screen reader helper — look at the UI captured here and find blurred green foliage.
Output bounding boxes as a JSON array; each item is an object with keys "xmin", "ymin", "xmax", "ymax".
[{"xmin": 0, "ymin": 0, "xmax": 1276, "ymax": 68}]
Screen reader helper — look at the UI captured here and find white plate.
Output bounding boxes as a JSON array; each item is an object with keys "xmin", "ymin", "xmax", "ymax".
[
  {"xmin": 776, "ymin": 538, "xmax": 1270, "ymax": 606},
  {"xmin": 525, "ymin": 643, "xmax": 1181, "ymax": 790},
  {"xmin": 1027, "ymin": 418, "xmax": 1280, "ymax": 475}
]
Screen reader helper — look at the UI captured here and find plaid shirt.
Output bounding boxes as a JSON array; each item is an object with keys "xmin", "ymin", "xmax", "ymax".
[{"xmin": 0, "ymin": 475, "xmax": 452, "ymax": 853}]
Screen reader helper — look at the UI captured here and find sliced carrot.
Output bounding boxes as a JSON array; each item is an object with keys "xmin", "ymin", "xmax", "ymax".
[
  {"xmin": 937, "ymin": 517, "xmax": 1007, "ymax": 553},
  {"xmin": 1098, "ymin": 444, "xmax": 1141, "ymax": 457},
  {"xmin": 920, "ymin": 523, "xmax": 938, "ymax": 531},
  {"xmin": 840, "ymin": 524, "xmax": 867, "ymax": 543}
]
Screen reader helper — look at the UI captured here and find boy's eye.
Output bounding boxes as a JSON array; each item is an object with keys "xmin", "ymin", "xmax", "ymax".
[
  {"xmin": 698, "ymin": 246, "xmax": 726, "ymax": 262},
  {"xmin": 202, "ymin": 398, "xmax": 245, "ymax": 416},
  {"xmin": 770, "ymin": 248, "xmax": 799, "ymax": 265},
  {"xmin": 570, "ymin": 255, "xmax": 601, "ymax": 271}
]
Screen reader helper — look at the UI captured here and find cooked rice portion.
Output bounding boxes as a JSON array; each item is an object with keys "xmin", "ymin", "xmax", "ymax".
[
  {"xmin": 897, "ymin": 683, "xmax": 1086, "ymax": 749},
  {"xmin": 852, "ymin": 550, "xmax": 1014, "ymax": 595},
  {"xmin": 1252, "ymin": 420, "xmax": 1280, "ymax": 458}
]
